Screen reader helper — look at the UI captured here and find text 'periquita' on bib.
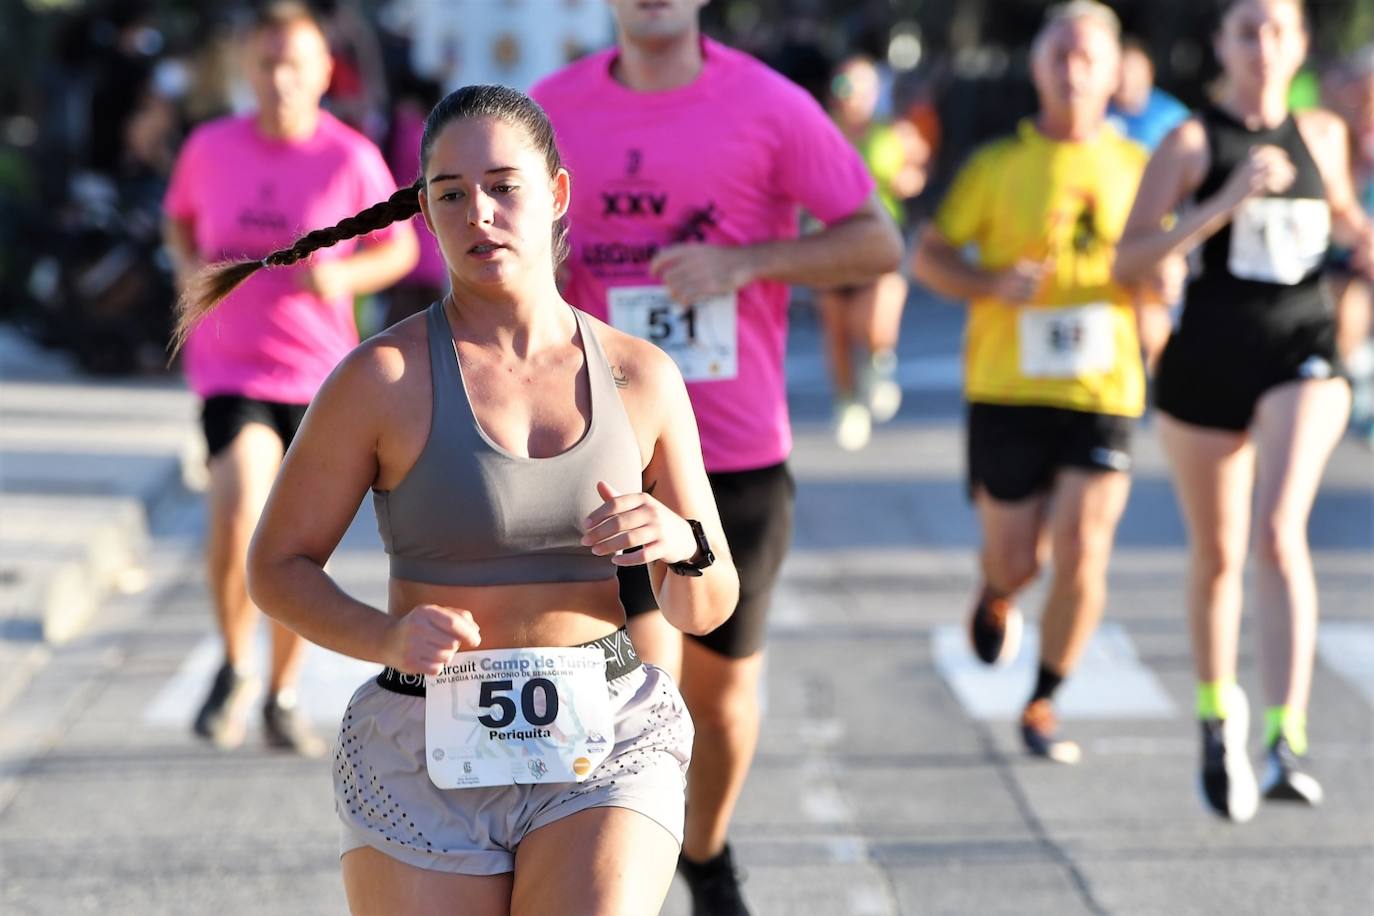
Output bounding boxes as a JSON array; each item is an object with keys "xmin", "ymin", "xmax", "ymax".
[
  {"xmin": 1017, "ymin": 303, "xmax": 1117, "ymax": 379},
  {"xmin": 607, "ymin": 285, "xmax": 738, "ymax": 382},
  {"xmin": 1228, "ymin": 197, "xmax": 1330, "ymax": 286},
  {"xmin": 425, "ymin": 647, "xmax": 614, "ymax": 790}
]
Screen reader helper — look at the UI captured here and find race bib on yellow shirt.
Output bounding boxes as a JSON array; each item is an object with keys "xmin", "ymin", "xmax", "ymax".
[
  {"xmin": 1018, "ymin": 304, "xmax": 1116, "ymax": 379},
  {"xmin": 607, "ymin": 285, "xmax": 738, "ymax": 381},
  {"xmin": 425, "ymin": 647, "xmax": 613, "ymax": 789},
  {"xmin": 1228, "ymin": 198, "xmax": 1330, "ymax": 285}
]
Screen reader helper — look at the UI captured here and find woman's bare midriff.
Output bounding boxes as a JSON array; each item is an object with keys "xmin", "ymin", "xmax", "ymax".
[{"xmin": 387, "ymin": 575, "xmax": 629, "ymax": 654}]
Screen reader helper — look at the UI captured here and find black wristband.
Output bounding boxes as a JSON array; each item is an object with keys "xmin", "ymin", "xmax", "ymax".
[{"xmin": 667, "ymin": 518, "xmax": 715, "ymax": 577}]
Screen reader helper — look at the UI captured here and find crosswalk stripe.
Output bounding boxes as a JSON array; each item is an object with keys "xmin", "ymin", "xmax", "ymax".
[
  {"xmin": 932, "ymin": 622, "xmax": 1176, "ymax": 720},
  {"xmin": 786, "ymin": 351, "xmax": 962, "ymax": 392},
  {"xmin": 143, "ymin": 634, "xmax": 379, "ymax": 729},
  {"xmin": 1317, "ymin": 620, "xmax": 1374, "ymax": 706}
]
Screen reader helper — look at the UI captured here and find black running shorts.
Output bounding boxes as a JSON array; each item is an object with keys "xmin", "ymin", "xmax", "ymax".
[
  {"xmin": 966, "ymin": 402, "xmax": 1134, "ymax": 503},
  {"xmin": 201, "ymin": 395, "xmax": 309, "ymax": 459},
  {"xmin": 618, "ymin": 462, "xmax": 795, "ymax": 659},
  {"xmin": 1154, "ymin": 320, "xmax": 1344, "ymax": 432}
]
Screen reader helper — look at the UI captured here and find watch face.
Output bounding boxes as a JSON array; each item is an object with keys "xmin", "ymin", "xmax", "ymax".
[{"xmin": 690, "ymin": 519, "xmax": 714, "ymax": 568}]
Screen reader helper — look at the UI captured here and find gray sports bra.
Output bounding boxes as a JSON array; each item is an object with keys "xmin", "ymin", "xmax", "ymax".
[{"xmin": 373, "ymin": 300, "xmax": 643, "ymax": 586}]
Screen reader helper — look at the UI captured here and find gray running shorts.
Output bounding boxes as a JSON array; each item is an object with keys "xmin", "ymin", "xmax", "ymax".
[{"xmin": 334, "ymin": 663, "xmax": 692, "ymax": 875}]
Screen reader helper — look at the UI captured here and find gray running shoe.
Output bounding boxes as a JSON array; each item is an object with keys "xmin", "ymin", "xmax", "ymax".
[
  {"xmin": 192, "ymin": 662, "xmax": 256, "ymax": 749},
  {"xmin": 262, "ymin": 692, "xmax": 327, "ymax": 758},
  {"xmin": 1021, "ymin": 698, "xmax": 1082, "ymax": 765},
  {"xmin": 1260, "ymin": 736, "xmax": 1323, "ymax": 805}
]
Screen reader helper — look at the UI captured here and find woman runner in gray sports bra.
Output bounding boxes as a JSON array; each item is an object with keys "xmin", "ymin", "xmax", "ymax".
[{"xmin": 176, "ymin": 85, "xmax": 738, "ymax": 915}]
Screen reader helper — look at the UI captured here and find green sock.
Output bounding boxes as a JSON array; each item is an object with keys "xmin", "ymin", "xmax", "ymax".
[
  {"xmin": 1196, "ymin": 679, "xmax": 1235, "ymax": 720},
  {"xmin": 1265, "ymin": 706, "xmax": 1308, "ymax": 756}
]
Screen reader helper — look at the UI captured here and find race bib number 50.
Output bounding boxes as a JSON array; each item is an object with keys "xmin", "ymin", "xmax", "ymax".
[
  {"xmin": 425, "ymin": 647, "xmax": 613, "ymax": 789},
  {"xmin": 608, "ymin": 285, "xmax": 738, "ymax": 381}
]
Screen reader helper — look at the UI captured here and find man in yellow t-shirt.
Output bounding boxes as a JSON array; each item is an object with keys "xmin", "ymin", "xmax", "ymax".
[{"xmin": 912, "ymin": 0, "xmax": 1160, "ymax": 763}]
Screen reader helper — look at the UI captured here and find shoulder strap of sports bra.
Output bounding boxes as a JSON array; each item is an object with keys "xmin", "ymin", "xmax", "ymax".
[
  {"xmin": 572, "ymin": 307, "xmax": 617, "ymax": 402},
  {"xmin": 424, "ymin": 299, "xmax": 462, "ymax": 416}
]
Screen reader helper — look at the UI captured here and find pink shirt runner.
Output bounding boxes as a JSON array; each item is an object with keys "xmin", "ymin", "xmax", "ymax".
[
  {"xmin": 165, "ymin": 112, "xmax": 404, "ymax": 404},
  {"xmin": 532, "ymin": 39, "xmax": 874, "ymax": 472}
]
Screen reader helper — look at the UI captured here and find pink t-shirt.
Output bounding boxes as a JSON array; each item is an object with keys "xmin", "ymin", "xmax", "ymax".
[
  {"xmin": 165, "ymin": 112, "xmax": 404, "ymax": 404},
  {"xmin": 532, "ymin": 39, "xmax": 874, "ymax": 472}
]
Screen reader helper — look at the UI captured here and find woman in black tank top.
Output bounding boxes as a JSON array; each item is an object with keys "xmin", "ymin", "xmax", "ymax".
[{"xmin": 1114, "ymin": 0, "xmax": 1374, "ymax": 823}]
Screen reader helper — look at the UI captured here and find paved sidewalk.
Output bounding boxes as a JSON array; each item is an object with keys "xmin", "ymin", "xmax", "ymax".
[
  {"xmin": 0, "ymin": 303, "xmax": 1371, "ymax": 915},
  {"xmin": 0, "ymin": 327, "xmax": 202, "ymax": 711}
]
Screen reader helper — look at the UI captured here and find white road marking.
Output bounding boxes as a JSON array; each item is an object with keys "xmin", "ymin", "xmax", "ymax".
[
  {"xmin": 933, "ymin": 622, "xmax": 1176, "ymax": 719},
  {"xmin": 143, "ymin": 634, "xmax": 380, "ymax": 729},
  {"xmin": 787, "ymin": 352, "xmax": 962, "ymax": 393},
  {"xmin": 1317, "ymin": 620, "xmax": 1374, "ymax": 706},
  {"xmin": 850, "ymin": 886, "xmax": 896, "ymax": 916}
]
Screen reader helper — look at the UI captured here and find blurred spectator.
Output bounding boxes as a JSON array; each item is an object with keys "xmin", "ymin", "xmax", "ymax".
[
  {"xmin": 1108, "ymin": 36, "xmax": 1189, "ymax": 150},
  {"xmin": 316, "ymin": 0, "xmax": 390, "ymax": 140},
  {"xmin": 87, "ymin": 0, "xmax": 164, "ymax": 174},
  {"xmin": 182, "ymin": 17, "xmax": 255, "ymax": 127}
]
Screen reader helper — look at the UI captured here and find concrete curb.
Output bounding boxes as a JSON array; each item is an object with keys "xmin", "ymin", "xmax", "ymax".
[{"xmin": 1, "ymin": 328, "xmax": 202, "ymax": 654}]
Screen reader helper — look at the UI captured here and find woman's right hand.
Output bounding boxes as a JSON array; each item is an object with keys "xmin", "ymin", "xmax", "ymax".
[
  {"xmin": 382, "ymin": 604, "xmax": 482, "ymax": 675},
  {"xmin": 1217, "ymin": 145, "xmax": 1297, "ymax": 210}
]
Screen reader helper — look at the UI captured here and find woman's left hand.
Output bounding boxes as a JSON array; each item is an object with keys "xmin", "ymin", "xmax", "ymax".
[{"xmin": 581, "ymin": 480, "xmax": 698, "ymax": 567}]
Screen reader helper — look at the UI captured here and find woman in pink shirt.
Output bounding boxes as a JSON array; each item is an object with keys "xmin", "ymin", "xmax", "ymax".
[{"xmin": 163, "ymin": 2, "xmax": 416, "ymax": 755}]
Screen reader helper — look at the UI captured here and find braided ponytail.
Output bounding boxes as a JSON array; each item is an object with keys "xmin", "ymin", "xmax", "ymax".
[{"xmin": 168, "ymin": 180, "xmax": 422, "ymax": 357}]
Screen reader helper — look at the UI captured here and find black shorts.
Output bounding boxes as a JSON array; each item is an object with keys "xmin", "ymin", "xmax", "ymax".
[
  {"xmin": 1154, "ymin": 320, "xmax": 1344, "ymax": 432},
  {"xmin": 201, "ymin": 395, "xmax": 308, "ymax": 459},
  {"xmin": 966, "ymin": 403, "xmax": 1134, "ymax": 503},
  {"xmin": 618, "ymin": 462, "xmax": 795, "ymax": 659}
]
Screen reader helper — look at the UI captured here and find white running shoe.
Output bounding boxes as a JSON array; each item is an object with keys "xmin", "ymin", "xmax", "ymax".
[
  {"xmin": 863, "ymin": 350, "xmax": 902, "ymax": 423},
  {"xmin": 834, "ymin": 399, "xmax": 872, "ymax": 451},
  {"xmin": 1198, "ymin": 686, "xmax": 1259, "ymax": 823}
]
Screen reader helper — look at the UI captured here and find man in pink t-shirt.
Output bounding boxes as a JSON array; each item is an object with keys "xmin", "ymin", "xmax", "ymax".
[
  {"xmin": 532, "ymin": 2, "xmax": 901, "ymax": 910},
  {"xmin": 163, "ymin": 3, "xmax": 416, "ymax": 756}
]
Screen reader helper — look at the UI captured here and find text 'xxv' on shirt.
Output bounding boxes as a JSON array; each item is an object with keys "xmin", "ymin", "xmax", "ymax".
[{"xmin": 532, "ymin": 39, "xmax": 875, "ymax": 472}]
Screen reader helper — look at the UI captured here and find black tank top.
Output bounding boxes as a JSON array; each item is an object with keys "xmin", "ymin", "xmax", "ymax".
[{"xmin": 1180, "ymin": 105, "xmax": 1332, "ymax": 338}]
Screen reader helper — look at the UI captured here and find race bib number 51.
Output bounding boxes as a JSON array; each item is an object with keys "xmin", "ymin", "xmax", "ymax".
[
  {"xmin": 608, "ymin": 285, "xmax": 738, "ymax": 381},
  {"xmin": 425, "ymin": 647, "xmax": 614, "ymax": 789}
]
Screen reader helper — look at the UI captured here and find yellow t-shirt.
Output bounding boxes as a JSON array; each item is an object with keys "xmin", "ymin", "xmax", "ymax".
[{"xmin": 934, "ymin": 119, "xmax": 1149, "ymax": 417}]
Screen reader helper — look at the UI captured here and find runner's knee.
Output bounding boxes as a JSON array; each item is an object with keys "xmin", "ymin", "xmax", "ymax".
[
  {"xmin": 1051, "ymin": 522, "xmax": 1114, "ymax": 577},
  {"xmin": 1191, "ymin": 534, "xmax": 1247, "ymax": 585},
  {"xmin": 985, "ymin": 547, "xmax": 1040, "ymax": 593},
  {"xmin": 685, "ymin": 678, "xmax": 758, "ymax": 733},
  {"xmin": 1253, "ymin": 515, "xmax": 1309, "ymax": 573}
]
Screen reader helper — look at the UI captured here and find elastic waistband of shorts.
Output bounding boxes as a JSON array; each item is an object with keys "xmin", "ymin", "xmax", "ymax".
[{"xmin": 376, "ymin": 627, "xmax": 642, "ymax": 697}]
